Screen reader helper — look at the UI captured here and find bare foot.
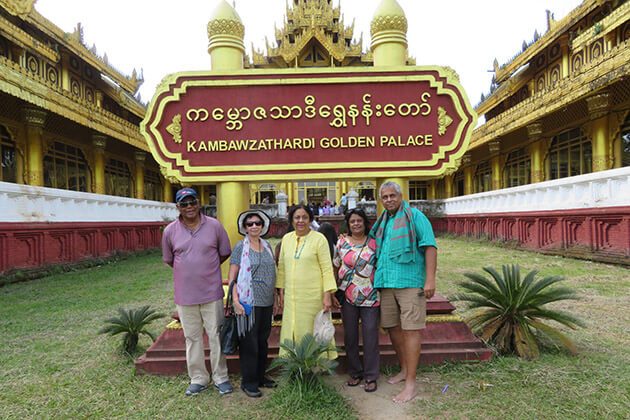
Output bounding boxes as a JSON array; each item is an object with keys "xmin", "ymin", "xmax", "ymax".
[
  {"xmin": 392, "ymin": 384, "xmax": 417, "ymax": 403},
  {"xmin": 386, "ymin": 370, "xmax": 406, "ymax": 385}
]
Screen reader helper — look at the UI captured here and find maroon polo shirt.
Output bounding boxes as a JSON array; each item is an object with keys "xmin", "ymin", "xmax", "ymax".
[{"xmin": 162, "ymin": 213, "xmax": 232, "ymax": 305}]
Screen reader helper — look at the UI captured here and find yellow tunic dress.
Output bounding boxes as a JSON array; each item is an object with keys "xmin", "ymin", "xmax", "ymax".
[{"xmin": 276, "ymin": 230, "xmax": 338, "ymax": 359}]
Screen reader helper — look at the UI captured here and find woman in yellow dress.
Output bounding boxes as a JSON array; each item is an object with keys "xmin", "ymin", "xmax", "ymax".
[{"xmin": 276, "ymin": 204, "xmax": 337, "ymax": 358}]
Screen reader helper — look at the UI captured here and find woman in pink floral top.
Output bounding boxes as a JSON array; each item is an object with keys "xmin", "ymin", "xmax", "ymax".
[{"xmin": 333, "ymin": 208, "xmax": 380, "ymax": 392}]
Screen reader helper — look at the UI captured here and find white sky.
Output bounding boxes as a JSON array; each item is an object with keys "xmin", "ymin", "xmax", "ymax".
[{"xmin": 35, "ymin": 0, "xmax": 582, "ymax": 107}]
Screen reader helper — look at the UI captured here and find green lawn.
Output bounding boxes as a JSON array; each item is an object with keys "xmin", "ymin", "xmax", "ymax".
[{"xmin": 0, "ymin": 237, "xmax": 628, "ymax": 419}]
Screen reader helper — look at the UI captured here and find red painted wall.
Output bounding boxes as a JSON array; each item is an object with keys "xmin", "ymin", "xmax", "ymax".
[
  {"xmin": 0, "ymin": 222, "xmax": 165, "ymax": 273},
  {"xmin": 430, "ymin": 206, "xmax": 630, "ymax": 261}
]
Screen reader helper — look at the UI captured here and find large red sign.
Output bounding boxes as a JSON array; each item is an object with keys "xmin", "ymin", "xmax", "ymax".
[{"xmin": 141, "ymin": 67, "xmax": 476, "ymax": 182}]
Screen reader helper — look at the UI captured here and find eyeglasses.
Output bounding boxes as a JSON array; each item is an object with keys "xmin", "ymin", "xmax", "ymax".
[
  {"xmin": 177, "ymin": 199, "xmax": 198, "ymax": 208},
  {"xmin": 246, "ymin": 221, "xmax": 263, "ymax": 227}
]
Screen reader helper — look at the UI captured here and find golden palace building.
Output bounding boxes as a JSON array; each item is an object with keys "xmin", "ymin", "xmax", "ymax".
[{"xmin": 1, "ymin": 0, "xmax": 629, "ymax": 275}]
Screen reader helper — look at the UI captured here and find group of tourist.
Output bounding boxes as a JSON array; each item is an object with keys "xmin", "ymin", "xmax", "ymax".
[{"xmin": 161, "ymin": 181, "xmax": 437, "ymax": 403}]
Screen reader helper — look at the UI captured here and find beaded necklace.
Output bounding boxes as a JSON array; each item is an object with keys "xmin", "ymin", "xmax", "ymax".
[{"xmin": 293, "ymin": 233, "xmax": 308, "ymax": 259}]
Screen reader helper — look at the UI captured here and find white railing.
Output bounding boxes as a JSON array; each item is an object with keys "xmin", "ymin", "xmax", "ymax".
[
  {"xmin": 0, "ymin": 182, "xmax": 177, "ymax": 223},
  {"xmin": 442, "ymin": 167, "xmax": 630, "ymax": 215}
]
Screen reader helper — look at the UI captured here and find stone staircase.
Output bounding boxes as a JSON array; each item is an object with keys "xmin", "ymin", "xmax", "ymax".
[{"xmin": 135, "ymin": 294, "xmax": 492, "ymax": 376}]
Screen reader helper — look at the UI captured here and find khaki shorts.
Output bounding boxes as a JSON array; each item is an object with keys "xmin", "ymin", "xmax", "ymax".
[{"xmin": 380, "ymin": 287, "xmax": 426, "ymax": 330}]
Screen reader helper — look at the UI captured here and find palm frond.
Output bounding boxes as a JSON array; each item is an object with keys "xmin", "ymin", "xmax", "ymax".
[{"xmin": 529, "ymin": 319, "xmax": 579, "ymax": 355}]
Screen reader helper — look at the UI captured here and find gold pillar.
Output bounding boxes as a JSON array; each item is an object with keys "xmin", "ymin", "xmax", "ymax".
[
  {"xmin": 463, "ymin": 167, "xmax": 474, "ymax": 195},
  {"xmin": 488, "ymin": 139, "xmax": 502, "ymax": 190},
  {"xmin": 286, "ymin": 182, "xmax": 294, "ymax": 205},
  {"xmin": 491, "ymin": 157, "xmax": 501, "ymax": 190},
  {"xmin": 61, "ymin": 53, "xmax": 70, "ymax": 91},
  {"xmin": 134, "ymin": 151, "xmax": 146, "ymax": 200},
  {"xmin": 591, "ymin": 116, "xmax": 610, "ymax": 172},
  {"xmin": 444, "ymin": 174, "xmax": 454, "ymax": 198},
  {"xmin": 163, "ymin": 178, "xmax": 173, "ymax": 203},
  {"xmin": 376, "ymin": 177, "xmax": 408, "ymax": 215},
  {"xmin": 529, "ymin": 141, "xmax": 545, "ymax": 183},
  {"xmin": 370, "ymin": 0, "xmax": 408, "ymax": 67},
  {"xmin": 92, "ymin": 134, "xmax": 107, "ymax": 194},
  {"xmin": 207, "ymin": 1, "xmax": 245, "ymax": 71},
  {"xmin": 560, "ymin": 35, "xmax": 570, "ymax": 78},
  {"xmin": 586, "ymin": 92, "xmax": 611, "ymax": 172},
  {"xmin": 427, "ymin": 180, "xmax": 436, "ymax": 200},
  {"xmin": 198, "ymin": 185, "xmax": 208, "ymax": 205},
  {"xmin": 23, "ymin": 107, "xmax": 47, "ymax": 187},
  {"xmin": 217, "ymin": 181, "xmax": 249, "ymax": 278},
  {"xmin": 527, "ymin": 122, "xmax": 545, "ymax": 183}
]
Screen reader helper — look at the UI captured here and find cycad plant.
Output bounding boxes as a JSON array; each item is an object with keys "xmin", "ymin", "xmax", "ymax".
[
  {"xmin": 269, "ymin": 333, "xmax": 338, "ymax": 390},
  {"xmin": 455, "ymin": 264, "xmax": 584, "ymax": 359},
  {"xmin": 98, "ymin": 306, "xmax": 165, "ymax": 354}
]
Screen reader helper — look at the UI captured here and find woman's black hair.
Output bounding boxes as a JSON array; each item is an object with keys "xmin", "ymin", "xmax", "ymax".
[
  {"xmin": 344, "ymin": 208, "xmax": 370, "ymax": 235},
  {"xmin": 317, "ymin": 222, "xmax": 337, "ymax": 259},
  {"xmin": 288, "ymin": 204, "xmax": 314, "ymax": 225},
  {"xmin": 241, "ymin": 212, "xmax": 264, "ymax": 229}
]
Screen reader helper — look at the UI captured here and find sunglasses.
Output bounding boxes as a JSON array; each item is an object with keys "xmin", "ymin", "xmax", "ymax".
[
  {"xmin": 246, "ymin": 221, "xmax": 263, "ymax": 227},
  {"xmin": 177, "ymin": 199, "xmax": 198, "ymax": 208}
]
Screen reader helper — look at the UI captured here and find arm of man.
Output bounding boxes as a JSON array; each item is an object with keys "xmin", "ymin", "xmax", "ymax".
[
  {"xmin": 423, "ymin": 246, "xmax": 437, "ymax": 300},
  {"xmin": 412, "ymin": 209, "xmax": 438, "ymax": 299},
  {"xmin": 161, "ymin": 225, "xmax": 174, "ymax": 267}
]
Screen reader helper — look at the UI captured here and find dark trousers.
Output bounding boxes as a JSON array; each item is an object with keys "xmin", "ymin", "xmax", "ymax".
[
  {"xmin": 239, "ymin": 305, "xmax": 273, "ymax": 391},
  {"xmin": 341, "ymin": 302, "xmax": 380, "ymax": 381}
]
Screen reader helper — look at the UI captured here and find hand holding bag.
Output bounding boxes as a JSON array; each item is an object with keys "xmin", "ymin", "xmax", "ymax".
[{"xmin": 220, "ymin": 280, "xmax": 239, "ymax": 355}]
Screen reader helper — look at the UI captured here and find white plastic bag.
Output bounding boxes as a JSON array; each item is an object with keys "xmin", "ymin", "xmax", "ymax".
[{"xmin": 313, "ymin": 309, "xmax": 335, "ymax": 344}]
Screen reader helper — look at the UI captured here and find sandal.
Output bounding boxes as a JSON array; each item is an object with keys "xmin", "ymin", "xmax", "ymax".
[
  {"xmin": 364, "ymin": 380, "xmax": 377, "ymax": 393},
  {"xmin": 346, "ymin": 375, "xmax": 362, "ymax": 387}
]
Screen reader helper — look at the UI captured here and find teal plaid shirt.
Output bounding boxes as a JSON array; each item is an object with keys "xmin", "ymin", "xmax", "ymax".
[{"xmin": 373, "ymin": 207, "xmax": 437, "ymax": 289}]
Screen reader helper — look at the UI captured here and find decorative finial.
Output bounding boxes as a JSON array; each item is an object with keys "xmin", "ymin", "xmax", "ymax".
[
  {"xmin": 207, "ymin": 0, "xmax": 245, "ymax": 39},
  {"xmin": 370, "ymin": 0, "xmax": 407, "ymax": 37}
]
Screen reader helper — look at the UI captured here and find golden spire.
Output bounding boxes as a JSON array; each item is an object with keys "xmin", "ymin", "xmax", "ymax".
[
  {"xmin": 370, "ymin": 0, "xmax": 408, "ymax": 66},
  {"xmin": 370, "ymin": 0, "xmax": 408, "ymax": 36},
  {"xmin": 207, "ymin": 0, "xmax": 245, "ymax": 42},
  {"xmin": 207, "ymin": 0, "xmax": 246, "ymax": 63}
]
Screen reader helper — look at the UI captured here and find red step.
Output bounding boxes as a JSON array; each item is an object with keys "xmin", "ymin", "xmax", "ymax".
[{"xmin": 135, "ymin": 294, "xmax": 492, "ymax": 376}]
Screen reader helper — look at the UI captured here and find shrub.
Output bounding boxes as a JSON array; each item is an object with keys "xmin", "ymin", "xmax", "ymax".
[
  {"xmin": 98, "ymin": 306, "xmax": 165, "ymax": 354},
  {"xmin": 455, "ymin": 264, "xmax": 584, "ymax": 359},
  {"xmin": 269, "ymin": 333, "xmax": 338, "ymax": 391}
]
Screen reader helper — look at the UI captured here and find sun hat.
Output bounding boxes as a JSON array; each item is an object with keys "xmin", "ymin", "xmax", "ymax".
[
  {"xmin": 237, "ymin": 209, "xmax": 271, "ymax": 237},
  {"xmin": 175, "ymin": 188, "xmax": 199, "ymax": 203}
]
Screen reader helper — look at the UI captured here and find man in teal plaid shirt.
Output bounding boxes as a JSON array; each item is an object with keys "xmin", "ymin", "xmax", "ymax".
[{"xmin": 370, "ymin": 181, "xmax": 437, "ymax": 403}]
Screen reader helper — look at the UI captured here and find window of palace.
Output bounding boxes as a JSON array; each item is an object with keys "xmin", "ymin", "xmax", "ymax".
[
  {"xmin": 43, "ymin": 141, "xmax": 89, "ymax": 191},
  {"xmin": 0, "ymin": 125, "xmax": 16, "ymax": 183},
  {"xmin": 503, "ymin": 147, "xmax": 531, "ymax": 188},
  {"xmin": 452, "ymin": 170, "xmax": 465, "ymax": 196},
  {"xmin": 354, "ymin": 181, "xmax": 376, "ymax": 201},
  {"xmin": 409, "ymin": 180, "xmax": 427, "ymax": 200},
  {"xmin": 547, "ymin": 127, "xmax": 592, "ymax": 180},
  {"xmin": 144, "ymin": 169, "xmax": 163, "ymax": 202},
  {"xmin": 105, "ymin": 158, "xmax": 133, "ymax": 197},
  {"xmin": 296, "ymin": 181, "xmax": 337, "ymax": 205},
  {"xmin": 474, "ymin": 161, "xmax": 492, "ymax": 193},
  {"xmin": 253, "ymin": 184, "xmax": 278, "ymax": 204},
  {"xmin": 621, "ymin": 114, "xmax": 630, "ymax": 167}
]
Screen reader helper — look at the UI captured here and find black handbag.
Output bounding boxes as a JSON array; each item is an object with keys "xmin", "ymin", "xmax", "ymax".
[{"xmin": 220, "ymin": 281, "xmax": 239, "ymax": 355}]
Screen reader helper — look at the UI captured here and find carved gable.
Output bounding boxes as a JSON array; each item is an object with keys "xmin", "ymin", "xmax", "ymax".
[{"xmin": 251, "ymin": 0, "xmax": 369, "ymax": 68}]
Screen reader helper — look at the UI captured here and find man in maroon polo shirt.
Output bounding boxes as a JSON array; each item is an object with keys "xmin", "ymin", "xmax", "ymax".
[{"xmin": 162, "ymin": 188, "xmax": 233, "ymax": 396}]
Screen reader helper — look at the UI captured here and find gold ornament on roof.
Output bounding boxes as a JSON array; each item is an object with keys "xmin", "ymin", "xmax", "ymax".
[
  {"xmin": 166, "ymin": 114, "xmax": 182, "ymax": 144},
  {"xmin": 2, "ymin": 0, "xmax": 36, "ymax": 18},
  {"xmin": 437, "ymin": 107, "xmax": 453, "ymax": 136},
  {"xmin": 370, "ymin": 15, "xmax": 408, "ymax": 35},
  {"xmin": 207, "ymin": 18, "xmax": 245, "ymax": 38}
]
